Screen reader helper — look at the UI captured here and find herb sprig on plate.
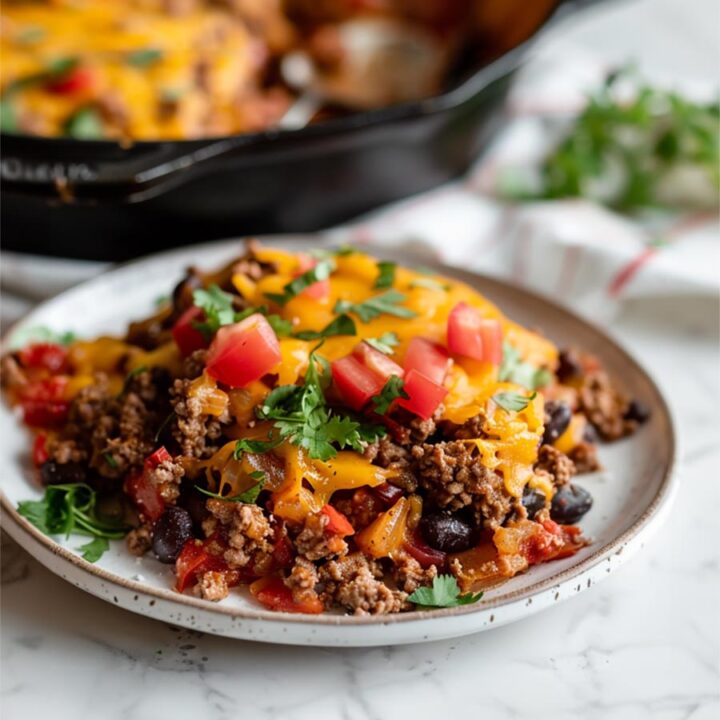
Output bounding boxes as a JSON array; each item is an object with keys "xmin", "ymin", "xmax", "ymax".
[{"xmin": 408, "ymin": 575, "xmax": 483, "ymax": 609}]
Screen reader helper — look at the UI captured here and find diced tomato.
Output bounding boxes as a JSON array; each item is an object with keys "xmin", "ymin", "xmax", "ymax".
[
  {"xmin": 19, "ymin": 377, "xmax": 69, "ymax": 427},
  {"xmin": 172, "ymin": 306, "xmax": 208, "ymax": 356},
  {"xmin": 331, "ymin": 355, "xmax": 385, "ymax": 411},
  {"xmin": 19, "ymin": 343, "xmax": 69, "ymax": 374},
  {"xmin": 352, "ymin": 342, "xmax": 405, "ymax": 381},
  {"xmin": 206, "ymin": 314, "xmax": 281, "ymax": 388},
  {"xmin": 144, "ymin": 446, "xmax": 171, "ymax": 471},
  {"xmin": 32, "ymin": 434, "xmax": 49, "ymax": 467},
  {"xmin": 372, "ymin": 482, "xmax": 405, "ymax": 506},
  {"xmin": 478, "ymin": 319, "xmax": 503, "ymax": 366},
  {"xmin": 251, "ymin": 576, "xmax": 324, "ymax": 614},
  {"xmin": 396, "ymin": 369, "xmax": 447, "ymax": 420},
  {"xmin": 46, "ymin": 66, "xmax": 95, "ymax": 95},
  {"xmin": 403, "ymin": 532, "xmax": 447, "ymax": 568},
  {"xmin": 175, "ymin": 539, "xmax": 227, "ymax": 593},
  {"xmin": 447, "ymin": 303, "xmax": 503, "ymax": 365},
  {"xmin": 403, "ymin": 337, "xmax": 451, "ymax": 384},
  {"xmin": 125, "ymin": 469, "xmax": 165, "ymax": 523},
  {"xmin": 321, "ymin": 505, "xmax": 355, "ymax": 537},
  {"xmin": 296, "ymin": 253, "xmax": 330, "ymax": 300}
]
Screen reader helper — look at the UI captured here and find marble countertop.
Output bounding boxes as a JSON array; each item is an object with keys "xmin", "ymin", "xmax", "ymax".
[{"xmin": 2, "ymin": 1, "xmax": 718, "ymax": 718}]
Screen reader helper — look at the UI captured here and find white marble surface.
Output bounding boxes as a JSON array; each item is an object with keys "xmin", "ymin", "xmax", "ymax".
[{"xmin": 2, "ymin": 1, "xmax": 719, "ymax": 718}]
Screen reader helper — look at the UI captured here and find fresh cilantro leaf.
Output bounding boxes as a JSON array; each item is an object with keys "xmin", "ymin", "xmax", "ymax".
[
  {"xmin": 492, "ymin": 390, "xmax": 537, "ymax": 413},
  {"xmin": 372, "ymin": 376, "xmax": 408, "ymax": 415},
  {"xmin": 233, "ymin": 436, "xmax": 282, "ymax": 460},
  {"xmin": 500, "ymin": 66, "xmax": 720, "ymax": 211},
  {"xmin": 374, "ymin": 261, "xmax": 397, "ymax": 289},
  {"xmin": 192, "ymin": 284, "xmax": 236, "ymax": 337},
  {"xmin": 154, "ymin": 410, "xmax": 176, "ymax": 443},
  {"xmin": 249, "ymin": 470, "xmax": 266, "ymax": 481},
  {"xmin": 309, "ymin": 245, "xmax": 356, "ymax": 260},
  {"xmin": 334, "ymin": 290, "xmax": 418, "ymax": 323},
  {"xmin": 498, "ymin": 343, "xmax": 552, "ymax": 390},
  {"xmin": 64, "ymin": 107, "xmax": 104, "ymax": 139},
  {"xmin": 365, "ymin": 332, "xmax": 400, "ymax": 355},
  {"xmin": 293, "ymin": 314, "xmax": 357, "ymax": 341},
  {"xmin": 409, "ymin": 277, "xmax": 450, "ymax": 291},
  {"xmin": 255, "ymin": 348, "xmax": 385, "ymax": 460},
  {"xmin": 102, "ymin": 452, "xmax": 119, "ymax": 469},
  {"xmin": 16, "ymin": 499, "xmax": 49, "ymax": 533},
  {"xmin": 76, "ymin": 537, "xmax": 109, "ymax": 563},
  {"xmin": 17, "ymin": 484, "xmax": 128, "ymax": 543},
  {"xmin": 8, "ymin": 325, "xmax": 76, "ymax": 350},
  {"xmin": 195, "ymin": 479, "xmax": 264, "ymax": 504},
  {"xmin": 266, "ymin": 314, "xmax": 293, "ymax": 337},
  {"xmin": 265, "ymin": 260, "xmax": 334, "ymax": 306},
  {"xmin": 0, "ymin": 97, "xmax": 18, "ymax": 133},
  {"xmin": 127, "ymin": 48, "xmax": 163, "ymax": 67},
  {"xmin": 17, "ymin": 26, "xmax": 46, "ymax": 44},
  {"xmin": 408, "ymin": 575, "xmax": 483, "ymax": 609}
]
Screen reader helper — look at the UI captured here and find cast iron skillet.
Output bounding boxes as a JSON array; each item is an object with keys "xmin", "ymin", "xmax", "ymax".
[{"xmin": 0, "ymin": 0, "xmax": 607, "ymax": 261}]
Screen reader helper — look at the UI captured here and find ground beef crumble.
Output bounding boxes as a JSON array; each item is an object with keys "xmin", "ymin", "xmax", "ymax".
[
  {"xmin": 125, "ymin": 523, "xmax": 153, "ymax": 556},
  {"xmin": 578, "ymin": 370, "xmax": 632, "ymax": 441},
  {"xmin": 319, "ymin": 553, "xmax": 406, "ymax": 615},
  {"xmin": 284, "ymin": 557, "xmax": 321, "ymax": 605},
  {"xmin": 535, "ymin": 445, "xmax": 576, "ymax": 487},
  {"xmin": 364, "ymin": 437, "xmax": 417, "ymax": 493},
  {"xmin": 333, "ymin": 488, "xmax": 382, "ymax": 531},
  {"xmin": 147, "ymin": 458, "xmax": 185, "ymax": 504},
  {"xmin": 568, "ymin": 441, "xmax": 602, "ymax": 474},
  {"xmin": 195, "ymin": 570, "xmax": 230, "ymax": 602},
  {"xmin": 294, "ymin": 511, "xmax": 348, "ymax": 561},
  {"xmin": 171, "ymin": 378, "xmax": 230, "ymax": 458},
  {"xmin": 202, "ymin": 499, "xmax": 274, "ymax": 572},
  {"xmin": 411, "ymin": 441, "xmax": 513, "ymax": 528},
  {"xmin": 389, "ymin": 550, "xmax": 437, "ymax": 594}
]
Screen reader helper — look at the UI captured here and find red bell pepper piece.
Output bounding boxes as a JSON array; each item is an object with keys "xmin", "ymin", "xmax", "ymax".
[{"xmin": 320, "ymin": 505, "xmax": 355, "ymax": 537}]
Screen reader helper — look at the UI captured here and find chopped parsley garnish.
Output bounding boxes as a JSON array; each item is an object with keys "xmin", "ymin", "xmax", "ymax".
[
  {"xmin": 233, "ymin": 436, "xmax": 282, "ymax": 460},
  {"xmin": 408, "ymin": 575, "xmax": 483, "ymax": 609},
  {"xmin": 365, "ymin": 332, "xmax": 400, "ymax": 355},
  {"xmin": 3, "ymin": 55, "xmax": 78, "ymax": 97},
  {"xmin": 102, "ymin": 452, "xmax": 119, "ymax": 469},
  {"xmin": 266, "ymin": 314, "xmax": 293, "ymax": 337},
  {"xmin": 76, "ymin": 537, "xmax": 109, "ymax": 563},
  {"xmin": 409, "ymin": 277, "xmax": 450, "ymax": 291},
  {"xmin": 293, "ymin": 314, "xmax": 356, "ymax": 341},
  {"xmin": 309, "ymin": 245, "xmax": 356, "ymax": 260},
  {"xmin": 372, "ymin": 376, "xmax": 408, "ymax": 415},
  {"xmin": 374, "ymin": 261, "xmax": 397, "ymax": 289},
  {"xmin": 127, "ymin": 48, "xmax": 163, "ymax": 68},
  {"xmin": 256, "ymin": 347, "xmax": 385, "ymax": 460},
  {"xmin": 499, "ymin": 67, "xmax": 720, "ymax": 211},
  {"xmin": 17, "ymin": 483, "xmax": 128, "ymax": 562},
  {"xmin": 334, "ymin": 290, "xmax": 418, "ymax": 323},
  {"xmin": 265, "ymin": 260, "xmax": 334, "ymax": 306},
  {"xmin": 0, "ymin": 98, "xmax": 17, "ymax": 133},
  {"xmin": 17, "ymin": 26, "xmax": 46, "ymax": 44},
  {"xmin": 192, "ymin": 284, "xmax": 236, "ymax": 337},
  {"xmin": 499, "ymin": 343, "xmax": 552, "ymax": 390},
  {"xmin": 8, "ymin": 325, "xmax": 76, "ymax": 350},
  {"xmin": 196, "ymin": 480, "xmax": 264, "ymax": 505},
  {"xmin": 64, "ymin": 107, "xmax": 104, "ymax": 139},
  {"xmin": 492, "ymin": 390, "xmax": 537, "ymax": 413}
]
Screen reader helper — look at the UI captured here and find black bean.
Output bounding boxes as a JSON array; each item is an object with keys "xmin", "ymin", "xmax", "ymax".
[
  {"xmin": 419, "ymin": 513, "xmax": 475, "ymax": 553},
  {"xmin": 40, "ymin": 461, "xmax": 86, "ymax": 486},
  {"xmin": 522, "ymin": 486, "xmax": 546, "ymax": 519},
  {"xmin": 542, "ymin": 401, "xmax": 572, "ymax": 445},
  {"xmin": 624, "ymin": 399, "xmax": 650, "ymax": 424},
  {"xmin": 556, "ymin": 349, "xmax": 582, "ymax": 382},
  {"xmin": 152, "ymin": 507, "xmax": 194, "ymax": 563},
  {"xmin": 550, "ymin": 484, "xmax": 593, "ymax": 524}
]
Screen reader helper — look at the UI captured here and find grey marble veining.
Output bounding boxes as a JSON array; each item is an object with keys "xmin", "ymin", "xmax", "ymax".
[{"xmin": 2, "ymin": 294, "xmax": 718, "ymax": 720}]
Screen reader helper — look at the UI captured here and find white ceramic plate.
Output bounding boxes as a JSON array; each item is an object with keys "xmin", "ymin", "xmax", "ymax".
[{"xmin": 0, "ymin": 238, "xmax": 677, "ymax": 646}]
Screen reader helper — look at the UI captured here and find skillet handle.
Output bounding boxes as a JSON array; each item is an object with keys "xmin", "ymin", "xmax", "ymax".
[{"xmin": 0, "ymin": 134, "xmax": 250, "ymax": 204}]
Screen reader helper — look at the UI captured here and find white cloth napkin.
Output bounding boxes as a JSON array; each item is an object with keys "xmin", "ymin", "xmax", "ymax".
[{"xmin": 2, "ymin": 44, "xmax": 717, "ymax": 330}]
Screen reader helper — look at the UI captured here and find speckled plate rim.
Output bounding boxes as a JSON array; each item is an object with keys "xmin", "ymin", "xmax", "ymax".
[{"xmin": 0, "ymin": 237, "xmax": 678, "ymax": 644}]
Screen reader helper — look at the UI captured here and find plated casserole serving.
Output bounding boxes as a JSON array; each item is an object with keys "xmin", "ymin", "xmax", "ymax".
[{"xmin": 1, "ymin": 244, "xmax": 649, "ymax": 615}]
